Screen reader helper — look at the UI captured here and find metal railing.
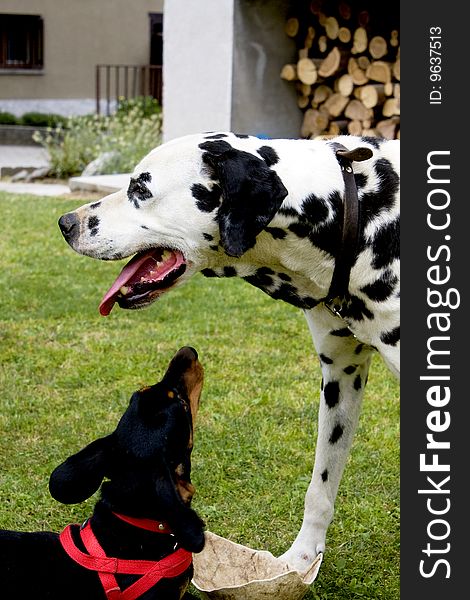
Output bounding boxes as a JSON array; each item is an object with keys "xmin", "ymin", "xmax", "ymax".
[{"xmin": 96, "ymin": 64, "xmax": 162, "ymax": 115}]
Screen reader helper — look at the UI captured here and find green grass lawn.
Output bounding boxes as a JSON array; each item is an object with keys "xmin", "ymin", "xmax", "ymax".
[{"xmin": 0, "ymin": 192, "xmax": 399, "ymax": 599}]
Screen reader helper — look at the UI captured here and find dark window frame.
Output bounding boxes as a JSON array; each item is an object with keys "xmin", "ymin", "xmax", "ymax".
[
  {"xmin": 0, "ymin": 14, "xmax": 44, "ymax": 70},
  {"xmin": 149, "ymin": 12, "xmax": 163, "ymax": 66}
]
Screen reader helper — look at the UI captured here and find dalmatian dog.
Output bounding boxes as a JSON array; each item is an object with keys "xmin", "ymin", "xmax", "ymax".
[{"xmin": 58, "ymin": 132, "xmax": 399, "ymax": 572}]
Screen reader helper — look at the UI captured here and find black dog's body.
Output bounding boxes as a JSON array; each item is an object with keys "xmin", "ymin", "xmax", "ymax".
[
  {"xmin": 1, "ymin": 529, "xmax": 103, "ymax": 599},
  {"xmin": 0, "ymin": 347, "xmax": 205, "ymax": 599},
  {"xmin": 0, "ymin": 512, "xmax": 191, "ymax": 599}
]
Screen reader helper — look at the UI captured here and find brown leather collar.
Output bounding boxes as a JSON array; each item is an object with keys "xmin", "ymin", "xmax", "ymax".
[{"xmin": 325, "ymin": 143, "xmax": 373, "ymax": 317}]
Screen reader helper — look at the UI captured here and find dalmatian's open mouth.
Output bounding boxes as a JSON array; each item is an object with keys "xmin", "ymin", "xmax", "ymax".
[{"xmin": 99, "ymin": 249, "xmax": 187, "ymax": 316}]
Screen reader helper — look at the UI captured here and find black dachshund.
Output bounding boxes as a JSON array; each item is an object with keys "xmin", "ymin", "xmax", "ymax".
[{"xmin": 0, "ymin": 347, "xmax": 205, "ymax": 599}]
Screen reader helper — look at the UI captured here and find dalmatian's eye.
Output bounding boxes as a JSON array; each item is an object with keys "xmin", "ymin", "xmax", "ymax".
[{"xmin": 127, "ymin": 172, "xmax": 153, "ymax": 208}]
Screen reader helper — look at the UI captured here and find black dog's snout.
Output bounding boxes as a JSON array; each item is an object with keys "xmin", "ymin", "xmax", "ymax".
[
  {"xmin": 58, "ymin": 212, "xmax": 79, "ymax": 242},
  {"xmin": 185, "ymin": 347, "xmax": 198, "ymax": 360}
]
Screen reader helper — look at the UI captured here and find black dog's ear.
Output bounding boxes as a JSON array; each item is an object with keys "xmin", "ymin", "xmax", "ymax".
[
  {"xmin": 199, "ymin": 140, "xmax": 288, "ymax": 257},
  {"xmin": 156, "ymin": 463, "xmax": 205, "ymax": 553},
  {"xmin": 49, "ymin": 435, "xmax": 112, "ymax": 504}
]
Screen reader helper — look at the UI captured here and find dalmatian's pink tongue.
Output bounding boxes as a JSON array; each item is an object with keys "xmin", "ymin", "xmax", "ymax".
[{"xmin": 99, "ymin": 249, "xmax": 184, "ymax": 316}]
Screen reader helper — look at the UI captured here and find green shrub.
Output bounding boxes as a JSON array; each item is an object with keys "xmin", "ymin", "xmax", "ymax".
[
  {"xmin": 116, "ymin": 95, "xmax": 161, "ymax": 119},
  {"xmin": 33, "ymin": 103, "xmax": 163, "ymax": 178},
  {"xmin": 20, "ymin": 112, "xmax": 67, "ymax": 128},
  {"xmin": 0, "ymin": 111, "xmax": 19, "ymax": 125},
  {"xmin": 33, "ymin": 115, "xmax": 104, "ymax": 178}
]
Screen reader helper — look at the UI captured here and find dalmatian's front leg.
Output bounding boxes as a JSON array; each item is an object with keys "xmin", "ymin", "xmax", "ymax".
[{"xmin": 280, "ymin": 305, "xmax": 373, "ymax": 572}]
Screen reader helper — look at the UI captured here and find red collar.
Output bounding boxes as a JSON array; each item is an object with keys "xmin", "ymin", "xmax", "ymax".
[
  {"xmin": 60, "ymin": 520, "xmax": 192, "ymax": 600},
  {"xmin": 112, "ymin": 512, "xmax": 174, "ymax": 535}
]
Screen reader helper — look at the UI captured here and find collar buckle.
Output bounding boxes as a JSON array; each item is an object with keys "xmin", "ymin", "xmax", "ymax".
[
  {"xmin": 324, "ymin": 297, "xmax": 358, "ymax": 340},
  {"xmin": 325, "ymin": 297, "xmax": 344, "ymax": 319}
]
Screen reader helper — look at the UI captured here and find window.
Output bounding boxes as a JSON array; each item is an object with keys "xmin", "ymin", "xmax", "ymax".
[
  {"xmin": 0, "ymin": 14, "xmax": 43, "ymax": 70},
  {"xmin": 149, "ymin": 13, "xmax": 163, "ymax": 65}
]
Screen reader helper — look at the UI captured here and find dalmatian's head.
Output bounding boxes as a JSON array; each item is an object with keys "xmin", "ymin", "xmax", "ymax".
[{"xmin": 58, "ymin": 133, "xmax": 288, "ymax": 315}]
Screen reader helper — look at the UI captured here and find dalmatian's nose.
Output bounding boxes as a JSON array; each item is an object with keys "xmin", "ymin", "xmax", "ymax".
[{"xmin": 58, "ymin": 212, "xmax": 79, "ymax": 243}]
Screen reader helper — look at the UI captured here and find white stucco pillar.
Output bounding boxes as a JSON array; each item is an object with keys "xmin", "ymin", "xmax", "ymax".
[
  {"xmin": 163, "ymin": 0, "xmax": 301, "ymax": 141},
  {"xmin": 163, "ymin": 0, "xmax": 235, "ymax": 141}
]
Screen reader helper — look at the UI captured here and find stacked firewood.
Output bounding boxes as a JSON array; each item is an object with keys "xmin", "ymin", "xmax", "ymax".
[{"xmin": 281, "ymin": 0, "xmax": 400, "ymax": 139}]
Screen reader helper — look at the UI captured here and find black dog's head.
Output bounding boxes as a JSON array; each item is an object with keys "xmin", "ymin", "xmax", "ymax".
[{"xmin": 49, "ymin": 346, "xmax": 205, "ymax": 552}]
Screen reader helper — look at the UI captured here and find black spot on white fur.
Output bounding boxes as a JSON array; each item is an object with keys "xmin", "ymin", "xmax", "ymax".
[
  {"xmin": 201, "ymin": 268, "xmax": 218, "ymax": 278},
  {"xmin": 360, "ymin": 269, "xmax": 398, "ymax": 302},
  {"xmin": 341, "ymin": 296, "xmax": 374, "ymax": 321},
  {"xmin": 257, "ymin": 146, "xmax": 279, "ymax": 167},
  {"xmin": 371, "ymin": 217, "xmax": 400, "ymax": 270},
  {"xmin": 329, "ymin": 424, "xmax": 344, "ymax": 444},
  {"xmin": 321, "ymin": 470, "xmax": 328, "ymax": 482},
  {"xmin": 283, "ymin": 192, "xmax": 342, "ymax": 259},
  {"xmin": 204, "ymin": 133, "xmax": 229, "ymax": 139},
  {"xmin": 361, "ymin": 136, "xmax": 381, "ymax": 148},
  {"xmin": 270, "ymin": 284, "xmax": 318, "ymax": 309},
  {"xmin": 191, "ymin": 183, "xmax": 222, "ymax": 213},
  {"xmin": 87, "ymin": 215, "xmax": 99, "ymax": 237},
  {"xmin": 244, "ymin": 267, "xmax": 274, "ymax": 289},
  {"xmin": 320, "ymin": 354, "xmax": 333, "ymax": 365},
  {"xmin": 300, "ymin": 193, "xmax": 330, "ymax": 226},
  {"xmin": 302, "ymin": 297, "xmax": 319, "ymax": 309},
  {"xmin": 331, "ymin": 328, "xmax": 353, "ymax": 337},
  {"xmin": 354, "ymin": 173, "xmax": 368, "ymax": 189},
  {"xmin": 361, "ymin": 160, "xmax": 399, "ymax": 227},
  {"xmin": 287, "ymin": 220, "xmax": 310, "ymax": 239},
  {"xmin": 265, "ymin": 227, "xmax": 287, "ymax": 240},
  {"xmin": 354, "ymin": 374, "xmax": 362, "ymax": 390},
  {"xmin": 343, "ymin": 365, "xmax": 357, "ymax": 375},
  {"xmin": 223, "ymin": 266, "xmax": 237, "ymax": 277},
  {"xmin": 380, "ymin": 326, "xmax": 400, "ymax": 346},
  {"xmin": 324, "ymin": 381, "xmax": 340, "ymax": 408}
]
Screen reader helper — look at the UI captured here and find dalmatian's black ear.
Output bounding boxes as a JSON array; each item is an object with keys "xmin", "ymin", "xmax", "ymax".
[
  {"xmin": 49, "ymin": 435, "xmax": 112, "ymax": 504},
  {"xmin": 199, "ymin": 140, "xmax": 288, "ymax": 257}
]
